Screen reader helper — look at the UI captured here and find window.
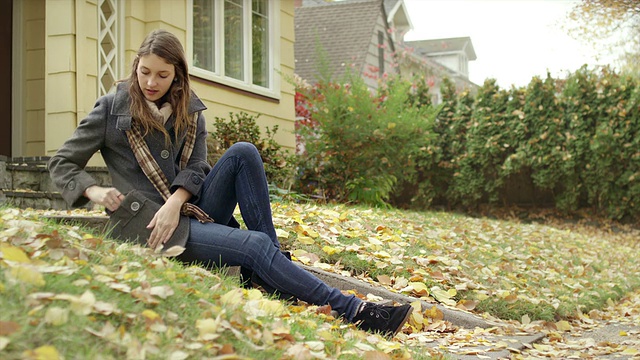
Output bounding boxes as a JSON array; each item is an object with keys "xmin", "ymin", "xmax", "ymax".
[{"xmin": 190, "ymin": 0, "xmax": 279, "ymax": 98}]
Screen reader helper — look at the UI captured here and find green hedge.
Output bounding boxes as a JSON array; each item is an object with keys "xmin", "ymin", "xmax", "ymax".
[{"xmin": 295, "ymin": 66, "xmax": 640, "ymax": 220}]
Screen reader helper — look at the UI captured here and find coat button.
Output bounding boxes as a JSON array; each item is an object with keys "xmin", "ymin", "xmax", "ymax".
[
  {"xmin": 192, "ymin": 175, "xmax": 201, "ymax": 185},
  {"xmin": 160, "ymin": 150, "xmax": 170, "ymax": 159},
  {"xmin": 130, "ymin": 202, "xmax": 140, "ymax": 211},
  {"xmin": 68, "ymin": 180, "xmax": 76, "ymax": 190}
]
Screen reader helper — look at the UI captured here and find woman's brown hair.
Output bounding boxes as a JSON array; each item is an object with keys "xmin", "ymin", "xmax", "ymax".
[{"xmin": 127, "ymin": 29, "xmax": 192, "ymax": 140}]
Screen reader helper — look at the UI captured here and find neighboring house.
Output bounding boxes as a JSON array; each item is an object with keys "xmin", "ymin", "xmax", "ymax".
[
  {"xmin": 382, "ymin": 0, "xmax": 412, "ymax": 43},
  {"xmin": 396, "ymin": 37, "xmax": 479, "ymax": 102},
  {"xmin": 294, "ymin": 0, "xmax": 478, "ymax": 102},
  {"xmin": 405, "ymin": 37, "xmax": 477, "ymax": 82},
  {"xmin": 1, "ymin": 0, "xmax": 296, "ymax": 160},
  {"xmin": 294, "ymin": 0, "xmax": 398, "ymax": 90}
]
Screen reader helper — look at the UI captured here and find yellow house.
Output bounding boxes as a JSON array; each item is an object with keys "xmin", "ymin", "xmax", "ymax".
[{"xmin": 2, "ymin": 0, "xmax": 296, "ymax": 162}]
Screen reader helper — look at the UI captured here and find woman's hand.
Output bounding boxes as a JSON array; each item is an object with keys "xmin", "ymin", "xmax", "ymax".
[
  {"xmin": 146, "ymin": 188, "xmax": 192, "ymax": 249},
  {"xmin": 146, "ymin": 200, "xmax": 181, "ymax": 249},
  {"xmin": 84, "ymin": 186, "xmax": 124, "ymax": 212}
]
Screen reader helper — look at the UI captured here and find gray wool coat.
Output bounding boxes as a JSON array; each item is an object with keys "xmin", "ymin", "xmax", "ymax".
[{"xmin": 48, "ymin": 82, "xmax": 211, "ymax": 209}]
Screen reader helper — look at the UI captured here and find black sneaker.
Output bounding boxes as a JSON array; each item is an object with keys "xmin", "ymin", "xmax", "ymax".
[{"xmin": 351, "ymin": 302, "xmax": 413, "ymax": 337}]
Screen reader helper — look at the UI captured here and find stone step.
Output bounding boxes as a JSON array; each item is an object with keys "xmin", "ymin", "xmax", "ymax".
[
  {"xmin": 1, "ymin": 190, "xmax": 98, "ymax": 211},
  {"xmin": 4, "ymin": 162, "xmax": 111, "ymax": 193},
  {"xmin": 0, "ymin": 156, "xmax": 110, "ymax": 210}
]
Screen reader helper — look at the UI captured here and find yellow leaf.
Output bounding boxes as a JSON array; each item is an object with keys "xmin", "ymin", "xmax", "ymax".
[
  {"xmin": 23, "ymin": 345, "xmax": 60, "ymax": 360},
  {"xmin": 44, "ymin": 307, "xmax": 69, "ymax": 326},
  {"xmin": 424, "ymin": 306, "xmax": 444, "ymax": 320},
  {"xmin": 0, "ymin": 336, "xmax": 9, "ymax": 351},
  {"xmin": 619, "ymin": 330, "xmax": 627, "ymax": 336},
  {"xmin": 220, "ymin": 288, "xmax": 244, "ymax": 307},
  {"xmin": 533, "ymin": 343, "xmax": 551, "ymax": 351},
  {"xmin": 474, "ymin": 291, "xmax": 489, "ymax": 301},
  {"xmin": 373, "ymin": 250, "xmax": 391, "ymax": 259},
  {"xmin": 409, "ymin": 309, "xmax": 425, "ymax": 330},
  {"xmin": 275, "ymin": 228, "xmax": 289, "ymax": 239},
  {"xmin": 196, "ymin": 317, "xmax": 221, "ymax": 341},
  {"xmin": 55, "ymin": 291, "xmax": 95, "ymax": 315},
  {"xmin": 149, "ymin": 285, "xmax": 174, "ymax": 299},
  {"xmin": 10, "ymin": 266, "xmax": 45, "ymax": 287},
  {"xmin": 297, "ymin": 236, "xmax": 315, "ymax": 245},
  {"xmin": 556, "ymin": 320, "xmax": 572, "ymax": 331},
  {"xmin": 431, "ymin": 286, "xmax": 456, "ymax": 306},
  {"xmin": 162, "ymin": 246, "xmax": 185, "ymax": 257},
  {"xmin": 457, "ymin": 299, "xmax": 479, "ymax": 311},
  {"xmin": 74, "ymin": 291, "xmax": 96, "ymax": 315},
  {"xmin": 1, "ymin": 245, "xmax": 31, "ymax": 263},
  {"xmin": 388, "ymin": 122, "xmax": 396, "ymax": 129},
  {"xmin": 322, "ymin": 246, "xmax": 338, "ymax": 255},
  {"xmin": 168, "ymin": 351, "xmax": 189, "ymax": 360},
  {"xmin": 141, "ymin": 309, "xmax": 160, "ymax": 321},
  {"xmin": 522, "ymin": 314, "xmax": 531, "ymax": 325},
  {"xmin": 410, "ymin": 282, "xmax": 429, "ymax": 296},
  {"xmin": 246, "ymin": 288, "xmax": 264, "ymax": 300},
  {"xmin": 374, "ymin": 261, "xmax": 388, "ymax": 269},
  {"xmin": 259, "ymin": 299, "xmax": 286, "ymax": 316},
  {"xmin": 621, "ymin": 348, "xmax": 638, "ymax": 355}
]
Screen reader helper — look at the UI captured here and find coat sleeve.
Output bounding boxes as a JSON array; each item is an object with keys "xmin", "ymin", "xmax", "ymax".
[
  {"xmin": 169, "ymin": 111, "xmax": 211, "ymax": 203},
  {"xmin": 47, "ymin": 96, "xmax": 110, "ymax": 207}
]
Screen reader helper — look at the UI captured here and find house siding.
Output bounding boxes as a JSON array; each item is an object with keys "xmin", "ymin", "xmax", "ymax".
[
  {"xmin": 23, "ymin": 0, "xmax": 46, "ymax": 156},
  {"xmin": 190, "ymin": 1, "xmax": 296, "ymax": 150},
  {"xmin": 361, "ymin": 13, "xmax": 396, "ymax": 89},
  {"xmin": 17, "ymin": 0, "xmax": 295, "ymax": 160}
]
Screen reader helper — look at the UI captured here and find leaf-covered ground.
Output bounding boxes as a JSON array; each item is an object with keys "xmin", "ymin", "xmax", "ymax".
[{"xmin": 1, "ymin": 204, "xmax": 639, "ymax": 359}]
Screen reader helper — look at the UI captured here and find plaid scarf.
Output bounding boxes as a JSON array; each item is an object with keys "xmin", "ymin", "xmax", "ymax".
[{"xmin": 126, "ymin": 113, "xmax": 214, "ymax": 224}]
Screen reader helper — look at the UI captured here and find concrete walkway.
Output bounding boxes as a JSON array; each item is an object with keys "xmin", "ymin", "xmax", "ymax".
[{"xmin": 301, "ymin": 263, "xmax": 545, "ymax": 360}]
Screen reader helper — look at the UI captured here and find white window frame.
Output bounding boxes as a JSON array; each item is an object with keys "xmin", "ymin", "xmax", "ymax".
[{"xmin": 187, "ymin": 0, "xmax": 281, "ymax": 99}]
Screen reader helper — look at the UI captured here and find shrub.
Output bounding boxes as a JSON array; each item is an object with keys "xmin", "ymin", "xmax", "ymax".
[
  {"xmin": 448, "ymin": 79, "xmax": 510, "ymax": 207},
  {"xmin": 207, "ymin": 112, "xmax": 296, "ymax": 190},
  {"xmin": 295, "ymin": 73, "xmax": 440, "ymax": 207}
]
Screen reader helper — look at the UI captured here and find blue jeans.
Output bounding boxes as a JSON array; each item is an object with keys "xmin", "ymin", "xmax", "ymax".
[{"xmin": 178, "ymin": 142, "xmax": 362, "ymax": 321}]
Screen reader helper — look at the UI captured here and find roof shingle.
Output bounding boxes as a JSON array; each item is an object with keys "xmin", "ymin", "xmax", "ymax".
[{"xmin": 295, "ymin": 0, "xmax": 384, "ymax": 83}]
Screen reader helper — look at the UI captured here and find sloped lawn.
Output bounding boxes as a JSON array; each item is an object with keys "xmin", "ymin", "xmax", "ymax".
[{"xmin": 1, "ymin": 203, "xmax": 638, "ymax": 359}]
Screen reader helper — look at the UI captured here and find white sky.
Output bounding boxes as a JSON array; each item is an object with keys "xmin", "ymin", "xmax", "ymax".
[{"xmin": 403, "ymin": 0, "xmax": 618, "ymax": 88}]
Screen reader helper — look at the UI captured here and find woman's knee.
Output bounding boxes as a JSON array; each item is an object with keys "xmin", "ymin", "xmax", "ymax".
[
  {"xmin": 229, "ymin": 142, "xmax": 259, "ymax": 159},
  {"xmin": 244, "ymin": 231, "xmax": 277, "ymax": 262}
]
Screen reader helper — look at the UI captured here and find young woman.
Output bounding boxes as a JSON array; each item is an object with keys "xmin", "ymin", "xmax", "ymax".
[{"xmin": 48, "ymin": 29, "xmax": 412, "ymax": 337}]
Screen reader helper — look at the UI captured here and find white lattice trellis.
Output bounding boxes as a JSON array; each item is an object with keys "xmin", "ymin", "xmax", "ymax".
[{"xmin": 98, "ymin": 0, "xmax": 119, "ymax": 96}]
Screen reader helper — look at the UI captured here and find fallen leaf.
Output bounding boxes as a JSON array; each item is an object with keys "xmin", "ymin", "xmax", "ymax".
[
  {"xmin": 23, "ymin": 345, "xmax": 60, "ymax": 360},
  {"xmin": 44, "ymin": 307, "xmax": 69, "ymax": 326},
  {"xmin": 1, "ymin": 245, "xmax": 31, "ymax": 263},
  {"xmin": 0, "ymin": 321, "xmax": 20, "ymax": 336},
  {"xmin": 163, "ymin": 246, "xmax": 185, "ymax": 257},
  {"xmin": 364, "ymin": 350, "xmax": 392, "ymax": 360},
  {"xmin": 0, "ymin": 336, "xmax": 9, "ymax": 351},
  {"xmin": 555, "ymin": 320, "xmax": 572, "ymax": 331}
]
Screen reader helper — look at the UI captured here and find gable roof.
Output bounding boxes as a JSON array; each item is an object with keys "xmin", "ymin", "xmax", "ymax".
[
  {"xmin": 405, "ymin": 37, "xmax": 477, "ymax": 60},
  {"xmin": 383, "ymin": 0, "xmax": 412, "ymax": 31},
  {"xmin": 295, "ymin": 0, "xmax": 386, "ymax": 83}
]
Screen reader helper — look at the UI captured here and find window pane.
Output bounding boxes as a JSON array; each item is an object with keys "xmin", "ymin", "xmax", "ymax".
[
  {"xmin": 225, "ymin": 0, "xmax": 244, "ymax": 81},
  {"xmin": 252, "ymin": 0, "xmax": 269, "ymax": 87},
  {"xmin": 193, "ymin": 0, "xmax": 214, "ymax": 72}
]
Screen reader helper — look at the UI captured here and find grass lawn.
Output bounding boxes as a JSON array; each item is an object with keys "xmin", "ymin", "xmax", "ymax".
[
  {"xmin": 272, "ymin": 203, "xmax": 639, "ymax": 322},
  {"xmin": 1, "ymin": 203, "xmax": 638, "ymax": 359}
]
